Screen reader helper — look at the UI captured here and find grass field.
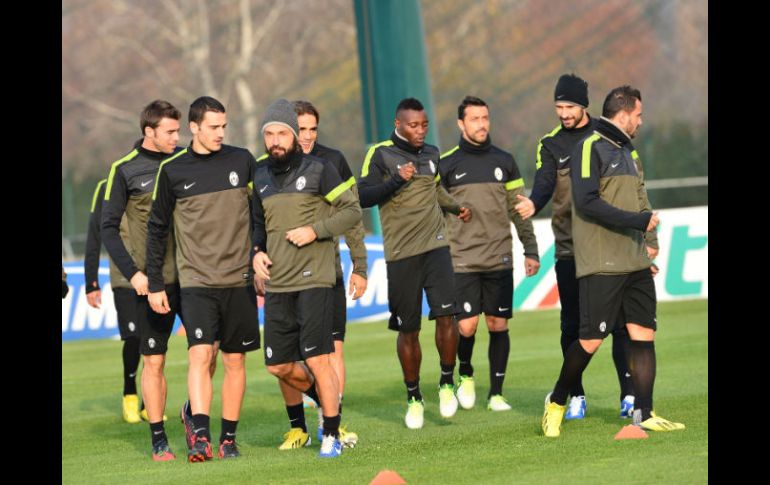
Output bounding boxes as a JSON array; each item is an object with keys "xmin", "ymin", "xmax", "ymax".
[{"xmin": 62, "ymin": 299, "xmax": 708, "ymax": 484}]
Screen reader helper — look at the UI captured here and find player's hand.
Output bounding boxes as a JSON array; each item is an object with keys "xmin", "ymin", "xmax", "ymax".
[
  {"xmin": 130, "ymin": 271, "xmax": 149, "ymax": 296},
  {"xmin": 458, "ymin": 206, "xmax": 472, "ymax": 222},
  {"xmin": 646, "ymin": 245, "xmax": 659, "ymax": 260},
  {"xmin": 86, "ymin": 289, "xmax": 102, "ymax": 309},
  {"xmin": 149, "ymin": 290, "xmax": 170, "ymax": 314},
  {"xmin": 514, "ymin": 194, "xmax": 535, "ymax": 220},
  {"xmin": 397, "ymin": 161, "xmax": 416, "ymax": 181},
  {"xmin": 650, "ymin": 263, "xmax": 659, "ymax": 277},
  {"xmin": 348, "ymin": 273, "xmax": 367, "ymax": 300},
  {"xmin": 286, "ymin": 226, "xmax": 317, "ymax": 247},
  {"xmin": 253, "ymin": 251, "xmax": 273, "ymax": 280},
  {"xmin": 525, "ymin": 256, "xmax": 540, "ymax": 276},
  {"xmin": 646, "ymin": 212, "xmax": 659, "ymax": 232},
  {"xmin": 253, "ymin": 275, "xmax": 266, "ymax": 296}
]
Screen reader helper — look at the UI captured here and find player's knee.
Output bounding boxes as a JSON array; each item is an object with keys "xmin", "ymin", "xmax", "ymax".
[
  {"xmin": 221, "ymin": 351, "xmax": 245, "ymax": 369},
  {"xmin": 266, "ymin": 363, "xmax": 292, "ymax": 379}
]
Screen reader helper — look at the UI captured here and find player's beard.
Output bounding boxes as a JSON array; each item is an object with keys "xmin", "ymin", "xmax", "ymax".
[{"xmin": 267, "ymin": 138, "xmax": 300, "ymax": 164}]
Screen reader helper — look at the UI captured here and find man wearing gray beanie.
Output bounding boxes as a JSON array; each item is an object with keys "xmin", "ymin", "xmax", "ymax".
[
  {"xmin": 252, "ymin": 98, "xmax": 362, "ymax": 458},
  {"xmin": 515, "ymin": 74, "xmax": 642, "ymax": 424}
]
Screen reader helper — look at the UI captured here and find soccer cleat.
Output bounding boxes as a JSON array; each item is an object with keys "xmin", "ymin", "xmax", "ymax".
[
  {"xmin": 439, "ymin": 384, "xmax": 459, "ymax": 418},
  {"xmin": 218, "ymin": 439, "xmax": 240, "ymax": 459},
  {"xmin": 122, "ymin": 394, "xmax": 141, "ymax": 424},
  {"xmin": 188, "ymin": 435, "xmax": 213, "ymax": 462},
  {"xmin": 279, "ymin": 428, "xmax": 311, "ymax": 450},
  {"xmin": 318, "ymin": 434, "xmax": 343, "ymax": 458},
  {"xmin": 635, "ymin": 411, "xmax": 685, "ymax": 432},
  {"xmin": 302, "ymin": 392, "xmax": 318, "ymax": 408},
  {"xmin": 151, "ymin": 440, "xmax": 176, "ymax": 462},
  {"xmin": 140, "ymin": 409, "xmax": 168, "ymax": 422},
  {"xmin": 339, "ymin": 426, "xmax": 358, "ymax": 448},
  {"xmin": 542, "ymin": 392, "xmax": 566, "ymax": 438},
  {"xmin": 487, "ymin": 394, "xmax": 512, "ymax": 411},
  {"xmin": 180, "ymin": 402, "xmax": 195, "ymax": 449},
  {"xmin": 564, "ymin": 395, "xmax": 586, "ymax": 420},
  {"xmin": 405, "ymin": 397, "xmax": 425, "ymax": 429},
  {"xmin": 456, "ymin": 375, "xmax": 476, "ymax": 409},
  {"xmin": 620, "ymin": 395, "xmax": 635, "ymax": 418}
]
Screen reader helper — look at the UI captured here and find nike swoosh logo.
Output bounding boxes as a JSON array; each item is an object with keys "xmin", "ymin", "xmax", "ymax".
[
  {"xmin": 455, "ymin": 173, "xmax": 467, "ymax": 179},
  {"xmin": 611, "ymin": 163, "xmax": 620, "ymax": 168},
  {"xmin": 556, "ymin": 94, "xmax": 565, "ymax": 99},
  {"xmin": 141, "ymin": 179, "xmax": 152, "ymax": 187},
  {"xmin": 558, "ymin": 156, "xmax": 570, "ymax": 163},
  {"xmin": 153, "ymin": 430, "xmax": 164, "ymax": 435},
  {"xmin": 441, "ymin": 303, "xmax": 452, "ymax": 309},
  {"xmin": 259, "ymin": 185, "xmax": 268, "ymax": 193},
  {"xmin": 304, "ymin": 346, "xmax": 317, "ymax": 352},
  {"xmin": 495, "ymin": 372, "xmax": 505, "ymax": 377},
  {"xmin": 498, "ymin": 307, "xmax": 509, "ymax": 311},
  {"xmin": 184, "ymin": 182, "xmax": 196, "ymax": 190},
  {"xmin": 242, "ymin": 339, "xmax": 256, "ymax": 346}
]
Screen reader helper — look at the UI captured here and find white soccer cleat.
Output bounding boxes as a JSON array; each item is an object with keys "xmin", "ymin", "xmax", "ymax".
[
  {"xmin": 456, "ymin": 375, "xmax": 476, "ymax": 409},
  {"xmin": 405, "ymin": 398, "xmax": 425, "ymax": 429},
  {"xmin": 438, "ymin": 384, "xmax": 459, "ymax": 418},
  {"xmin": 487, "ymin": 394, "xmax": 512, "ymax": 411}
]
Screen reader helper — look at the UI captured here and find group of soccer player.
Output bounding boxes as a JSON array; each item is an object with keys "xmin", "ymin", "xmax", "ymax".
[{"xmin": 82, "ymin": 72, "xmax": 683, "ymax": 463}]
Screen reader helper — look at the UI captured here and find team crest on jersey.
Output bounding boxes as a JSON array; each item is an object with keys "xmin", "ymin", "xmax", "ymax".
[
  {"xmin": 296, "ymin": 176, "xmax": 307, "ymax": 191},
  {"xmin": 494, "ymin": 167, "xmax": 503, "ymax": 181},
  {"xmin": 229, "ymin": 171, "xmax": 239, "ymax": 186},
  {"xmin": 429, "ymin": 160, "xmax": 436, "ymax": 174},
  {"xmin": 463, "ymin": 302, "xmax": 471, "ymax": 313},
  {"xmin": 195, "ymin": 328, "xmax": 203, "ymax": 339},
  {"xmin": 148, "ymin": 338, "xmax": 156, "ymax": 349},
  {"xmin": 266, "ymin": 346, "xmax": 273, "ymax": 358}
]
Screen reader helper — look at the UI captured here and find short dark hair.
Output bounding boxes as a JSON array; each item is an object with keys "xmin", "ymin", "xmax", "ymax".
[
  {"xmin": 396, "ymin": 97, "xmax": 424, "ymax": 116},
  {"xmin": 457, "ymin": 96, "xmax": 488, "ymax": 120},
  {"xmin": 140, "ymin": 100, "xmax": 181, "ymax": 134},
  {"xmin": 602, "ymin": 86, "xmax": 642, "ymax": 119},
  {"xmin": 293, "ymin": 100, "xmax": 320, "ymax": 123},
  {"xmin": 188, "ymin": 96, "xmax": 226, "ymax": 125}
]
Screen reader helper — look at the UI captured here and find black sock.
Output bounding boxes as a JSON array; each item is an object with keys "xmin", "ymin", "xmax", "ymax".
[
  {"xmin": 192, "ymin": 414, "xmax": 211, "ymax": 440},
  {"xmin": 286, "ymin": 403, "xmax": 306, "ymax": 432},
  {"xmin": 552, "ymin": 340, "xmax": 594, "ymax": 405},
  {"xmin": 122, "ymin": 337, "xmax": 140, "ymax": 395},
  {"xmin": 322, "ymin": 414, "xmax": 341, "ymax": 439},
  {"xmin": 220, "ymin": 418, "xmax": 238, "ymax": 444},
  {"xmin": 629, "ymin": 340, "xmax": 656, "ymax": 420},
  {"xmin": 150, "ymin": 421, "xmax": 166, "ymax": 446},
  {"xmin": 560, "ymin": 333, "xmax": 584, "ymax": 396},
  {"xmin": 439, "ymin": 362, "xmax": 455, "ymax": 386},
  {"xmin": 612, "ymin": 330, "xmax": 634, "ymax": 400},
  {"xmin": 338, "ymin": 395, "xmax": 343, "ymax": 417},
  {"xmin": 458, "ymin": 335, "xmax": 475, "ymax": 377},
  {"xmin": 304, "ymin": 383, "xmax": 321, "ymax": 407},
  {"xmin": 488, "ymin": 329, "xmax": 509, "ymax": 397},
  {"xmin": 184, "ymin": 399, "xmax": 193, "ymax": 418},
  {"xmin": 405, "ymin": 380, "xmax": 422, "ymax": 401}
]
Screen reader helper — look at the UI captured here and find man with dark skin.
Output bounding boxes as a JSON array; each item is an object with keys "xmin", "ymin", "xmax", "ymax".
[{"xmin": 358, "ymin": 97, "xmax": 471, "ymax": 429}]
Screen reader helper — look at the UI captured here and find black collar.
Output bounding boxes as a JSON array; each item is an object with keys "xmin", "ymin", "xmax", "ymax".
[
  {"xmin": 596, "ymin": 117, "xmax": 633, "ymax": 148},
  {"xmin": 459, "ymin": 134, "xmax": 492, "ymax": 154},
  {"xmin": 390, "ymin": 131, "xmax": 423, "ymax": 155}
]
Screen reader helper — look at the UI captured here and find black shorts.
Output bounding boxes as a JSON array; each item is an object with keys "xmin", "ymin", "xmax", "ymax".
[
  {"xmin": 555, "ymin": 259, "xmax": 580, "ymax": 338},
  {"xmin": 263, "ymin": 287, "xmax": 334, "ymax": 365},
  {"xmin": 180, "ymin": 286, "xmax": 260, "ymax": 354},
  {"xmin": 454, "ymin": 269, "xmax": 513, "ymax": 320},
  {"xmin": 386, "ymin": 246, "xmax": 457, "ymax": 333},
  {"xmin": 138, "ymin": 284, "xmax": 179, "ymax": 355},
  {"xmin": 579, "ymin": 269, "xmax": 657, "ymax": 340},
  {"xmin": 332, "ymin": 278, "xmax": 346, "ymax": 341},
  {"xmin": 113, "ymin": 287, "xmax": 140, "ymax": 340}
]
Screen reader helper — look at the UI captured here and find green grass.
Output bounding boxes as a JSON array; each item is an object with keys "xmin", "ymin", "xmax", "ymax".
[{"xmin": 62, "ymin": 299, "xmax": 707, "ymax": 484}]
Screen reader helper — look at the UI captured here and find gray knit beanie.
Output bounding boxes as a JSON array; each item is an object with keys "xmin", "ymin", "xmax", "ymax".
[{"xmin": 261, "ymin": 98, "xmax": 299, "ymax": 138}]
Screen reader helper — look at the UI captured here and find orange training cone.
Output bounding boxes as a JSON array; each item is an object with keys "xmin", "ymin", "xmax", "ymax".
[
  {"xmin": 370, "ymin": 469, "xmax": 407, "ymax": 485},
  {"xmin": 614, "ymin": 424, "xmax": 649, "ymax": 440}
]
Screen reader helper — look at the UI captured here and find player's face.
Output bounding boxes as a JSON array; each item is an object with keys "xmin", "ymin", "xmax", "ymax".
[
  {"xmin": 624, "ymin": 99, "xmax": 643, "ymax": 138},
  {"xmin": 146, "ymin": 117, "xmax": 180, "ymax": 154},
  {"xmin": 190, "ymin": 111, "xmax": 226, "ymax": 154},
  {"xmin": 264, "ymin": 124, "xmax": 296, "ymax": 161},
  {"xmin": 555, "ymin": 102, "xmax": 585, "ymax": 130},
  {"xmin": 297, "ymin": 113, "xmax": 318, "ymax": 154},
  {"xmin": 395, "ymin": 109, "xmax": 429, "ymax": 148},
  {"xmin": 458, "ymin": 105, "xmax": 490, "ymax": 145}
]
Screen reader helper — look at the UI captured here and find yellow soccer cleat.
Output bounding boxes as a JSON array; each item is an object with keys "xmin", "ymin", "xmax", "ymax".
[
  {"xmin": 122, "ymin": 394, "xmax": 141, "ymax": 424},
  {"xmin": 279, "ymin": 427, "xmax": 311, "ymax": 450},
  {"xmin": 638, "ymin": 411, "xmax": 685, "ymax": 432},
  {"xmin": 140, "ymin": 408, "xmax": 168, "ymax": 422},
  {"xmin": 542, "ymin": 393, "xmax": 566, "ymax": 438},
  {"xmin": 339, "ymin": 425, "xmax": 358, "ymax": 448}
]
